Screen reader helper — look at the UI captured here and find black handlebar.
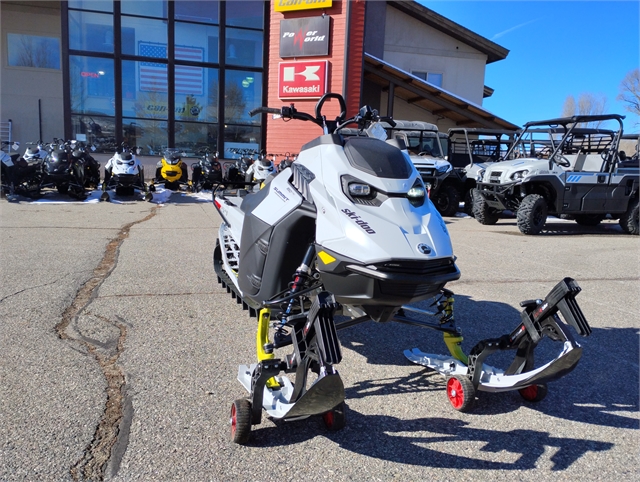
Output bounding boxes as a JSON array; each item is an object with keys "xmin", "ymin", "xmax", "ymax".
[{"xmin": 248, "ymin": 93, "xmax": 395, "ymax": 135}]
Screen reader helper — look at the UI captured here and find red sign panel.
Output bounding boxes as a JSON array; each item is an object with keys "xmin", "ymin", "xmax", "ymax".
[{"xmin": 278, "ymin": 60, "xmax": 328, "ymax": 99}]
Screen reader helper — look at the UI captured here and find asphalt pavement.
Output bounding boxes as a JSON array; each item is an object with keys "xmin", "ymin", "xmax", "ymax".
[{"xmin": 1, "ymin": 193, "xmax": 638, "ymax": 481}]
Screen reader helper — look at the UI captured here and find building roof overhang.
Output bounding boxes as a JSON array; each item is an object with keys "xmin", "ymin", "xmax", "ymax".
[{"xmin": 364, "ymin": 54, "xmax": 519, "ymax": 130}]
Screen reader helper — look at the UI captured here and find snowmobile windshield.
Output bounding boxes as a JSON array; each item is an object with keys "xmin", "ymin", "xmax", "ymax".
[
  {"xmin": 164, "ymin": 150, "xmax": 182, "ymax": 165},
  {"xmin": 344, "ymin": 137, "xmax": 412, "ymax": 179}
]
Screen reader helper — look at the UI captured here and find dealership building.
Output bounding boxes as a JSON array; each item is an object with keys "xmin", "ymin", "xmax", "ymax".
[{"xmin": 1, "ymin": 0, "xmax": 518, "ymax": 157}]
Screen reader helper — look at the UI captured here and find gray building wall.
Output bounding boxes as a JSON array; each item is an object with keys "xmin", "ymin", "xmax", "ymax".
[
  {"xmin": 1, "ymin": 1, "xmax": 64, "ymax": 144},
  {"xmin": 382, "ymin": 4, "xmax": 488, "ymax": 106}
]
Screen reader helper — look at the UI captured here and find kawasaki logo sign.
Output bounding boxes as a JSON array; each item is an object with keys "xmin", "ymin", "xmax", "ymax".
[
  {"xmin": 278, "ymin": 61, "xmax": 328, "ymax": 99},
  {"xmin": 280, "ymin": 16, "xmax": 330, "ymax": 58}
]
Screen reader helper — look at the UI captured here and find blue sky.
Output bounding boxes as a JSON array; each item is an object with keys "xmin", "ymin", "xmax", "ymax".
[{"xmin": 422, "ymin": 1, "xmax": 639, "ymax": 131}]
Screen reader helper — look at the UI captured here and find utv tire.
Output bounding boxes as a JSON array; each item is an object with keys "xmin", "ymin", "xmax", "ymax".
[
  {"xmin": 472, "ymin": 189, "xmax": 499, "ymax": 225},
  {"xmin": 620, "ymin": 198, "xmax": 639, "ymax": 235},
  {"xmin": 446, "ymin": 376, "xmax": 475, "ymax": 412},
  {"xmin": 517, "ymin": 194, "xmax": 548, "ymax": 235},
  {"xmin": 230, "ymin": 399, "xmax": 252, "ymax": 445},
  {"xmin": 574, "ymin": 214, "xmax": 605, "ymax": 226},
  {"xmin": 463, "ymin": 188, "xmax": 474, "ymax": 216},
  {"xmin": 433, "ymin": 184, "xmax": 460, "ymax": 217}
]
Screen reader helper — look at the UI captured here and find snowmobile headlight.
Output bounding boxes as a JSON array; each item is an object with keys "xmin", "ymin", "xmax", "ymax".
[
  {"xmin": 348, "ymin": 183, "xmax": 371, "ymax": 197},
  {"xmin": 407, "ymin": 179, "xmax": 426, "ymax": 207},
  {"xmin": 510, "ymin": 169, "xmax": 529, "ymax": 181},
  {"xmin": 128, "ymin": 160, "xmax": 135, "ymax": 166},
  {"xmin": 476, "ymin": 169, "xmax": 486, "ymax": 182}
]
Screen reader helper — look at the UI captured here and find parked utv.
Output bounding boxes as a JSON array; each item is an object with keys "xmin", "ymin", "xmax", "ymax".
[
  {"xmin": 444, "ymin": 128, "xmax": 518, "ymax": 215},
  {"xmin": 380, "ymin": 120, "xmax": 455, "ymax": 215},
  {"xmin": 473, "ymin": 114, "xmax": 638, "ymax": 235}
]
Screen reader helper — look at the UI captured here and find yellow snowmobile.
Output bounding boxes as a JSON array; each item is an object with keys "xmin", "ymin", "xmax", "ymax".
[{"xmin": 150, "ymin": 148, "xmax": 191, "ymax": 191}]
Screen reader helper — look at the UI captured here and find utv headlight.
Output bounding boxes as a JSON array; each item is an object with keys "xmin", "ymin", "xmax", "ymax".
[
  {"xmin": 407, "ymin": 179, "xmax": 426, "ymax": 207},
  {"xmin": 476, "ymin": 169, "xmax": 486, "ymax": 182},
  {"xmin": 510, "ymin": 169, "xmax": 529, "ymax": 181},
  {"xmin": 436, "ymin": 163, "xmax": 451, "ymax": 174}
]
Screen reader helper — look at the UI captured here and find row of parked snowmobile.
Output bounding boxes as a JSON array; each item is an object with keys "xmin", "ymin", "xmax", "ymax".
[
  {"xmin": 1, "ymin": 139, "xmax": 101, "ymax": 201},
  {"xmin": 0, "ymin": 141, "xmax": 295, "ymax": 203}
]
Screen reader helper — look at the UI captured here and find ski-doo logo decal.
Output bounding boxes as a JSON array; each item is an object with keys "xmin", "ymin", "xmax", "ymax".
[
  {"xmin": 417, "ymin": 243, "xmax": 432, "ymax": 254},
  {"xmin": 341, "ymin": 208, "xmax": 376, "ymax": 234},
  {"xmin": 273, "ymin": 186, "xmax": 289, "ymax": 202}
]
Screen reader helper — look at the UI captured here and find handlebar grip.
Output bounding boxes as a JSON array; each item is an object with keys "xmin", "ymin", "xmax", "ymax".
[{"xmin": 249, "ymin": 107, "xmax": 283, "ymax": 117}]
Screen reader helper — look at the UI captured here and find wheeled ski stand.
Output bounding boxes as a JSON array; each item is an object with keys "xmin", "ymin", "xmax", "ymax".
[
  {"xmin": 405, "ymin": 277, "xmax": 591, "ymax": 412},
  {"xmin": 231, "ymin": 290, "xmax": 346, "ymax": 444}
]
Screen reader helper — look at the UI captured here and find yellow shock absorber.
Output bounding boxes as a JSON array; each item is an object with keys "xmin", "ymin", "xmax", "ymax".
[
  {"xmin": 440, "ymin": 294, "xmax": 469, "ymax": 365},
  {"xmin": 444, "ymin": 332, "xmax": 468, "ymax": 365},
  {"xmin": 256, "ymin": 308, "xmax": 280, "ymax": 389}
]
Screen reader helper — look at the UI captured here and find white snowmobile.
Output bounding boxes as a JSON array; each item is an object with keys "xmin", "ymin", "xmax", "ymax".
[
  {"xmin": 244, "ymin": 150, "xmax": 276, "ymax": 188},
  {"xmin": 213, "ymin": 94, "xmax": 591, "ymax": 444},
  {"xmin": 100, "ymin": 144, "xmax": 152, "ymax": 202}
]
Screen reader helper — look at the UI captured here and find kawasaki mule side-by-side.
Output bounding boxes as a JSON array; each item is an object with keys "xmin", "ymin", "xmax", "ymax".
[
  {"xmin": 473, "ymin": 114, "xmax": 639, "ymax": 235},
  {"xmin": 212, "ymin": 94, "xmax": 592, "ymax": 444}
]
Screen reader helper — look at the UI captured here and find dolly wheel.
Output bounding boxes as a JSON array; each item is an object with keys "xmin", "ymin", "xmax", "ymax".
[
  {"xmin": 519, "ymin": 384, "xmax": 548, "ymax": 402},
  {"xmin": 230, "ymin": 399, "xmax": 252, "ymax": 444},
  {"xmin": 323, "ymin": 401, "xmax": 347, "ymax": 431},
  {"xmin": 446, "ymin": 376, "xmax": 475, "ymax": 412}
]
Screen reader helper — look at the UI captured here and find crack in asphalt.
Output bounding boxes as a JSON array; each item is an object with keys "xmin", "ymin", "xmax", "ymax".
[{"xmin": 54, "ymin": 207, "xmax": 159, "ymax": 481}]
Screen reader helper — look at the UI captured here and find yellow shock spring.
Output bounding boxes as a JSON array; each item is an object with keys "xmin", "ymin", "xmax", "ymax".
[
  {"xmin": 256, "ymin": 308, "xmax": 280, "ymax": 389},
  {"xmin": 440, "ymin": 294, "xmax": 469, "ymax": 365}
]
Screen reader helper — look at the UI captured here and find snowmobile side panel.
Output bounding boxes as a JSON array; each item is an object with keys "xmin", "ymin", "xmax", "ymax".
[{"xmin": 238, "ymin": 198, "xmax": 316, "ymax": 302}]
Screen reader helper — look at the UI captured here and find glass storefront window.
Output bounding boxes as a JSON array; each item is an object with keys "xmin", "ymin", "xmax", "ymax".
[
  {"xmin": 175, "ymin": 22, "xmax": 219, "ymax": 64},
  {"xmin": 225, "ymin": 70, "xmax": 262, "ymax": 125},
  {"xmin": 175, "ymin": 67, "xmax": 219, "ymax": 123},
  {"xmin": 7, "ymin": 34, "xmax": 60, "ymax": 69},
  {"xmin": 223, "ymin": 125, "xmax": 260, "ymax": 158},
  {"xmin": 175, "ymin": 1, "xmax": 218, "ymax": 24},
  {"xmin": 122, "ymin": 60, "xmax": 168, "ymax": 119},
  {"xmin": 68, "ymin": 1, "xmax": 113, "ymax": 12},
  {"xmin": 69, "ymin": 11, "xmax": 114, "ymax": 53},
  {"xmin": 71, "ymin": 114, "xmax": 116, "ymax": 152},
  {"xmin": 122, "ymin": 16, "xmax": 168, "ymax": 57},
  {"xmin": 225, "ymin": 28, "xmax": 262, "ymax": 68},
  {"xmin": 121, "ymin": 0, "xmax": 167, "ymax": 18},
  {"xmin": 70, "ymin": 56, "xmax": 114, "ymax": 116},
  {"xmin": 175, "ymin": 121, "xmax": 218, "ymax": 154},
  {"xmin": 122, "ymin": 117, "xmax": 168, "ymax": 153},
  {"xmin": 226, "ymin": 1, "xmax": 263, "ymax": 29}
]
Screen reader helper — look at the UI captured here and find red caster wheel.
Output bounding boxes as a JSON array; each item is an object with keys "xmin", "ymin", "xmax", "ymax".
[
  {"xmin": 230, "ymin": 399, "xmax": 252, "ymax": 444},
  {"xmin": 519, "ymin": 384, "xmax": 548, "ymax": 402},
  {"xmin": 446, "ymin": 375, "xmax": 475, "ymax": 412},
  {"xmin": 322, "ymin": 401, "xmax": 347, "ymax": 431}
]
